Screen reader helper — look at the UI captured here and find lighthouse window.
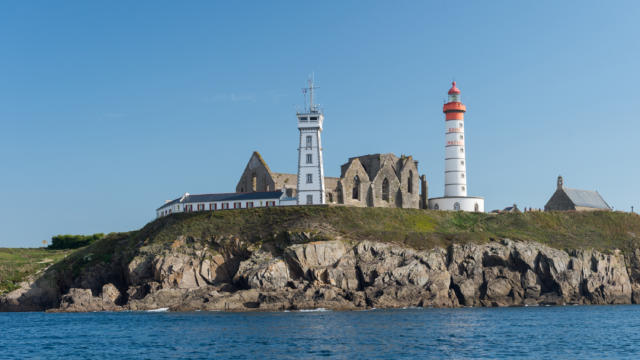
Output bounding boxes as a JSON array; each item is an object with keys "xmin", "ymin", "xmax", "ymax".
[
  {"xmin": 310, "ymin": 117, "xmax": 318, "ymax": 121},
  {"xmin": 454, "ymin": 202, "xmax": 461, "ymax": 211},
  {"xmin": 459, "ymin": 135, "xmax": 464, "ymax": 140},
  {"xmin": 306, "ymin": 154, "xmax": 312, "ymax": 164},
  {"xmin": 306, "ymin": 136, "xmax": 312, "ymax": 149},
  {"xmin": 459, "ymin": 122, "xmax": 463, "ymax": 128},
  {"xmin": 460, "ymin": 160, "xmax": 465, "ymax": 165},
  {"xmin": 461, "ymin": 173, "xmax": 465, "ymax": 178},
  {"xmin": 306, "ymin": 174, "xmax": 313, "ymax": 183},
  {"xmin": 461, "ymin": 186, "xmax": 466, "ymax": 191},
  {"xmin": 460, "ymin": 148, "xmax": 464, "ymax": 153}
]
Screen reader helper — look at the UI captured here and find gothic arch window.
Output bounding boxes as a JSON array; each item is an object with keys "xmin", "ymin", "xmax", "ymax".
[
  {"xmin": 408, "ymin": 171, "xmax": 413, "ymax": 194},
  {"xmin": 251, "ymin": 172, "xmax": 257, "ymax": 191},
  {"xmin": 337, "ymin": 187, "xmax": 344, "ymax": 203},
  {"xmin": 382, "ymin": 178, "xmax": 390, "ymax": 202},
  {"xmin": 352, "ymin": 176, "xmax": 360, "ymax": 200},
  {"xmin": 454, "ymin": 202, "xmax": 461, "ymax": 211},
  {"xmin": 328, "ymin": 192, "xmax": 334, "ymax": 203}
]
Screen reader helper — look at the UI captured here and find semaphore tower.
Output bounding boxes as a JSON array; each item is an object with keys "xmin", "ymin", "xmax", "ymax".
[
  {"xmin": 296, "ymin": 77, "xmax": 326, "ymax": 205},
  {"xmin": 428, "ymin": 81, "xmax": 484, "ymax": 212}
]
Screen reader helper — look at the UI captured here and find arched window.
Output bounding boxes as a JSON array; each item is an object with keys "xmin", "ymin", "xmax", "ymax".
[
  {"xmin": 382, "ymin": 178, "xmax": 390, "ymax": 202},
  {"xmin": 352, "ymin": 175, "xmax": 360, "ymax": 200},
  {"xmin": 434, "ymin": 203, "xmax": 439, "ymax": 210},
  {"xmin": 454, "ymin": 202, "xmax": 461, "ymax": 211},
  {"xmin": 474, "ymin": 203, "xmax": 479, "ymax": 212},
  {"xmin": 328, "ymin": 192, "xmax": 333, "ymax": 203},
  {"xmin": 337, "ymin": 187, "xmax": 344, "ymax": 203},
  {"xmin": 251, "ymin": 172, "xmax": 257, "ymax": 191},
  {"xmin": 408, "ymin": 171, "xmax": 413, "ymax": 194}
]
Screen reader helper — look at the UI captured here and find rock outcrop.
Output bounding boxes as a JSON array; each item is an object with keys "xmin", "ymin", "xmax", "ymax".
[{"xmin": 2, "ymin": 237, "xmax": 639, "ymax": 312}]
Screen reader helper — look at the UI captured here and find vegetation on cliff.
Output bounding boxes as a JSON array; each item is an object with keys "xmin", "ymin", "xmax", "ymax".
[
  {"xmin": 0, "ymin": 248, "xmax": 74, "ymax": 294},
  {"xmin": 2, "ymin": 207, "xmax": 640, "ymax": 296}
]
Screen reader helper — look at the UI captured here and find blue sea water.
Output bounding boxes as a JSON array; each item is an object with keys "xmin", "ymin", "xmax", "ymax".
[{"xmin": 2, "ymin": 305, "xmax": 640, "ymax": 359}]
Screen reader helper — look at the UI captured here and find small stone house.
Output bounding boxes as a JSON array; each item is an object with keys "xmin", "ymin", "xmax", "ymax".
[{"xmin": 544, "ymin": 176, "xmax": 611, "ymax": 211}]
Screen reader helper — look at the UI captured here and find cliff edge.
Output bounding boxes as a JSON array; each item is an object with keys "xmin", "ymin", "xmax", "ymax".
[{"xmin": 2, "ymin": 207, "xmax": 640, "ymax": 312}]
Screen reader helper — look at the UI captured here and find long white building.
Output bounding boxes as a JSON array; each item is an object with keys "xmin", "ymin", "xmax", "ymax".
[
  {"xmin": 428, "ymin": 82, "xmax": 485, "ymax": 212},
  {"xmin": 156, "ymin": 191, "xmax": 289, "ymax": 218}
]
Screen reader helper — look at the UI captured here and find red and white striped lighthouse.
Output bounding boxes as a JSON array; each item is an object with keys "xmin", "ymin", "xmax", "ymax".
[{"xmin": 429, "ymin": 81, "xmax": 484, "ymax": 212}]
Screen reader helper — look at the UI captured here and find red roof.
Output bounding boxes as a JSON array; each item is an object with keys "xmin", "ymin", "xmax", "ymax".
[{"xmin": 448, "ymin": 81, "xmax": 460, "ymax": 95}]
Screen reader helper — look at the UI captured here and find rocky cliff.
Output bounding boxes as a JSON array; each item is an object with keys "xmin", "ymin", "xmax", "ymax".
[
  {"xmin": 3, "ymin": 236, "xmax": 640, "ymax": 312},
  {"xmin": 2, "ymin": 208, "xmax": 640, "ymax": 312}
]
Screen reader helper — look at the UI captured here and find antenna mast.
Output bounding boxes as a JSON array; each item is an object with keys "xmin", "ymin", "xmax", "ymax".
[{"xmin": 302, "ymin": 74, "xmax": 319, "ymax": 112}]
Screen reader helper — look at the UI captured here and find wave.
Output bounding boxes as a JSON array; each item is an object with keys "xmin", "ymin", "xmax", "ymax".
[
  {"xmin": 297, "ymin": 308, "xmax": 329, "ymax": 312},
  {"xmin": 146, "ymin": 307, "xmax": 169, "ymax": 312}
]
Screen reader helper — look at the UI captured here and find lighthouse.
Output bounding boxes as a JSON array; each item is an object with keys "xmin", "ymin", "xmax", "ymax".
[
  {"xmin": 296, "ymin": 77, "xmax": 326, "ymax": 205},
  {"xmin": 428, "ymin": 82, "xmax": 484, "ymax": 212}
]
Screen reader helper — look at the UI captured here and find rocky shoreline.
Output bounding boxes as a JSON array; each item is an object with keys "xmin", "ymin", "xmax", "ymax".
[{"xmin": 3, "ymin": 235, "xmax": 640, "ymax": 312}]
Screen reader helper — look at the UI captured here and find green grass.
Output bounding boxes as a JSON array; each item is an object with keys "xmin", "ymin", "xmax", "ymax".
[
  {"xmin": 0, "ymin": 248, "xmax": 75, "ymax": 294},
  {"xmin": 3, "ymin": 207, "xmax": 640, "ymax": 293},
  {"xmin": 132, "ymin": 206, "xmax": 640, "ymax": 252}
]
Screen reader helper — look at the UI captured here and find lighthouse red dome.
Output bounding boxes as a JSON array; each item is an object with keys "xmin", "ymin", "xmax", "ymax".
[{"xmin": 448, "ymin": 81, "xmax": 460, "ymax": 95}]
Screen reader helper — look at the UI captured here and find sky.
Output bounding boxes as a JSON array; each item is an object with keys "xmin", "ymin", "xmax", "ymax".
[{"xmin": 1, "ymin": 1, "xmax": 639, "ymax": 247}]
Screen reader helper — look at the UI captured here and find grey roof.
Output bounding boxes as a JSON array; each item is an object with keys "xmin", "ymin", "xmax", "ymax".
[
  {"xmin": 158, "ymin": 191, "xmax": 283, "ymax": 210},
  {"xmin": 564, "ymin": 188, "xmax": 611, "ymax": 210}
]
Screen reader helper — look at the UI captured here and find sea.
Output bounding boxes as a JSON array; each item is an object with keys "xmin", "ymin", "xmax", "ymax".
[{"xmin": 2, "ymin": 305, "xmax": 640, "ymax": 359}]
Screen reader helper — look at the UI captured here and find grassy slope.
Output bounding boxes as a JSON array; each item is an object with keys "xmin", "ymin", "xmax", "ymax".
[
  {"xmin": 139, "ymin": 206, "xmax": 640, "ymax": 252},
  {"xmin": 3, "ymin": 207, "xmax": 640, "ymax": 294},
  {"xmin": 0, "ymin": 248, "xmax": 74, "ymax": 294}
]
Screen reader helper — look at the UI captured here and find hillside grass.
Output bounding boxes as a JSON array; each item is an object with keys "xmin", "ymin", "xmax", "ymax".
[
  {"xmin": 3, "ymin": 207, "xmax": 640, "ymax": 294},
  {"xmin": 138, "ymin": 206, "xmax": 640, "ymax": 252},
  {"xmin": 0, "ymin": 248, "xmax": 75, "ymax": 294}
]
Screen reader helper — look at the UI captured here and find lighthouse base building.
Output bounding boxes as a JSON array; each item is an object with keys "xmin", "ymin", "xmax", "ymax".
[{"xmin": 428, "ymin": 196, "xmax": 484, "ymax": 212}]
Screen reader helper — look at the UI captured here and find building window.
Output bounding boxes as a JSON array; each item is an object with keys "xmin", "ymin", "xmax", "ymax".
[
  {"xmin": 352, "ymin": 175, "xmax": 360, "ymax": 200},
  {"xmin": 459, "ymin": 135, "xmax": 464, "ymax": 140},
  {"xmin": 328, "ymin": 192, "xmax": 333, "ymax": 202},
  {"xmin": 310, "ymin": 116, "xmax": 318, "ymax": 121},
  {"xmin": 461, "ymin": 186, "xmax": 466, "ymax": 192},
  {"xmin": 306, "ymin": 154, "xmax": 312, "ymax": 164},
  {"xmin": 246, "ymin": 202, "xmax": 254, "ymax": 208},
  {"xmin": 461, "ymin": 173, "xmax": 465, "ymax": 178},
  {"xmin": 382, "ymin": 178, "xmax": 390, "ymax": 202},
  {"xmin": 408, "ymin": 170, "xmax": 413, "ymax": 194},
  {"xmin": 434, "ymin": 204, "xmax": 439, "ymax": 210},
  {"xmin": 474, "ymin": 203, "xmax": 479, "ymax": 212},
  {"xmin": 306, "ymin": 136, "xmax": 312, "ymax": 149},
  {"xmin": 454, "ymin": 202, "xmax": 461, "ymax": 211},
  {"xmin": 233, "ymin": 202, "xmax": 242, "ymax": 209},
  {"xmin": 306, "ymin": 174, "xmax": 313, "ymax": 183},
  {"xmin": 460, "ymin": 160, "xmax": 464, "ymax": 165},
  {"xmin": 306, "ymin": 195, "xmax": 313, "ymax": 205},
  {"xmin": 460, "ymin": 148, "xmax": 464, "ymax": 153},
  {"xmin": 459, "ymin": 122, "xmax": 463, "ymax": 128}
]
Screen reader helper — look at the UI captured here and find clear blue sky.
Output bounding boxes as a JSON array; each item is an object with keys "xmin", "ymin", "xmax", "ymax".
[{"xmin": 1, "ymin": 1, "xmax": 638, "ymax": 247}]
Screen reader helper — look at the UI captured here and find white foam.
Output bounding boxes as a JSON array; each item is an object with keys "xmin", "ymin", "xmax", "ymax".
[
  {"xmin": 297, "ymin": 308, "xmax": 329, "ymax": 312},
  {"xmin": 147, "ymin": 307, "xmax": 169, "ymax": 312}
]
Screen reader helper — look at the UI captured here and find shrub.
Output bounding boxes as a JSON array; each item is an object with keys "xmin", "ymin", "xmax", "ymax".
[{"xmin": 48, "ymin": 233, "xmax": 105, "ymax": 250}]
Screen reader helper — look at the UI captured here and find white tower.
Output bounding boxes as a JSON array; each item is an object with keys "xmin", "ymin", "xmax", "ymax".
[
  {"xmin": 296, "ymin": 77, "xmax": 325, "ymax": 205},
  {"xmin": 429, "ymin": 82, "xmax": 484, "ymax": 212}
]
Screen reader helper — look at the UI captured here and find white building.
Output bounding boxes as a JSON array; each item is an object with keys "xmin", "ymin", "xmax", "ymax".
[
  {"xmin": 296, "ymin": 78, "xmax": 326, "ymax": 205},
  {"xmin": 156, "ymin": 190, "xmax": 288, "ymax": 218},
  {"xmin": 428, "ymin": 82, "xmax": 485, "ymax": 212}
]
